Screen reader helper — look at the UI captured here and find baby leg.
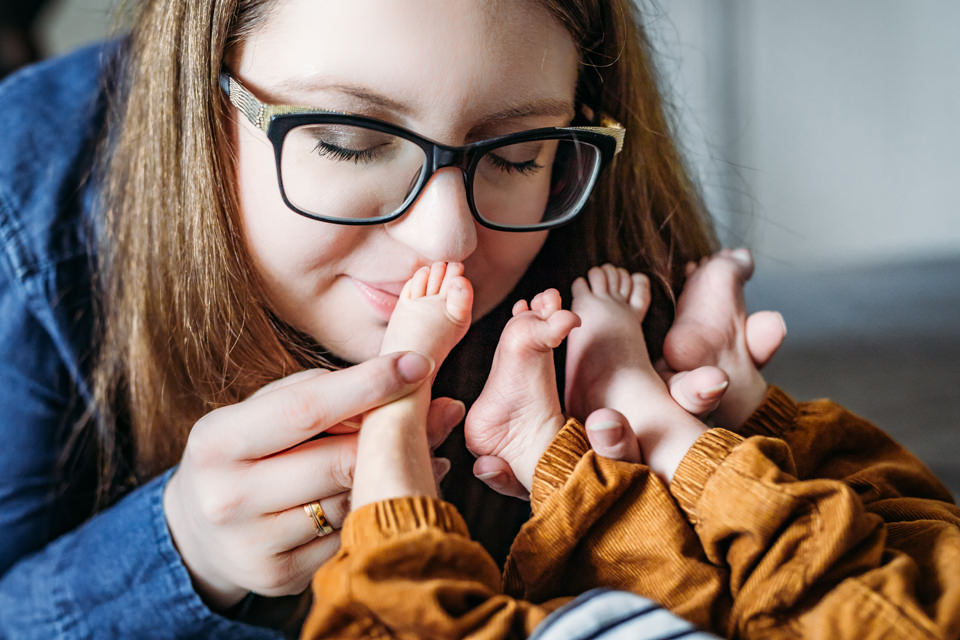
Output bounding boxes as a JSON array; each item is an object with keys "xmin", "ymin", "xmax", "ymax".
[
  {"xmin": 352, "ymin": 262, "xmax": 473, "ymax": 508},
  {"xmin": 464, "ymin": 289, "xmax": 580, "ymax": 492},
  {"xmin": 565, "ymin": 265, "xmax": 707, "ymax": 481},
  {"xmin": 662, "ymin": 249, "xmax": 786, "ymax": 427}
]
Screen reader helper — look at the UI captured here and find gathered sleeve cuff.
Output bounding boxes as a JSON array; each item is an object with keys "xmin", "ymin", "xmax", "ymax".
[{"xmin": 530, "ymin": 418, "xmax": 591, "ymax": 511}]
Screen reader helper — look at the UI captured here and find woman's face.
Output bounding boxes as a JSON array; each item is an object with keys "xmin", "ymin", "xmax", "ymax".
[{"xmin": 232, "ymin": 0, "xmax": 578, "ymax": 362}]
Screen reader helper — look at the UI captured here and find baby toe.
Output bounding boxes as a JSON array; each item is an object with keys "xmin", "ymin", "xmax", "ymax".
[
  {"xmin": 601, "ymin": 264, "xmax": 621, "ymax": 298},
  {"xmin": 530, "ymin": 288, "xmax": 561, "ymax": 315},
  {"xmin": 426, "ymin": 262, "xmax": 447, "ymax": 295},
  {"xmin": 616, "ymin": 267, "xmax": 632, "ymax": 299},
  {"xmin": 571, "ymin": 276, "xmax": 590, "ymax": 299},
  {"xmin": 586, "ymin": 266, "xmax": 610, "ymax": 296},
  {"xmin": 628, "ymin": 273, "xmax": 651, "ymax": 316},
  {"xmin": 403, "ymin": 265, "xmax": 431, "ymax": 299},
  {"xmin": 512, "ymin": 299, "xmax": 531, "ymax": 316},
  {"xmin": 445, "ymin": 276, "xmax": 474, "ymax": 324}
]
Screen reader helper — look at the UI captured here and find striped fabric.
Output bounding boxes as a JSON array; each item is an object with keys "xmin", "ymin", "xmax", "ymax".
[{"xmin": 530, "ymin": 589, "xmax": 720, "ymax": 640}]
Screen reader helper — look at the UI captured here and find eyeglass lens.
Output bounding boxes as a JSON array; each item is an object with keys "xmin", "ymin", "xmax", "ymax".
[{"xmin": 279, "ymin": 124, "xmax": 602, "ymax": 228}]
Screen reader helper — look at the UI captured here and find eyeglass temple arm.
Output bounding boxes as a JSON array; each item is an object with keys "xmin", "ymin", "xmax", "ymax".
[
  {"xmin": 576, "ymin": 104, "xmax": 625, "ymax": 155},
  {"xmin": 220, "ymin": 72, "xmax": 268, "ymax": 131},
  {"xmin": 220, "ymin": 70, "xmax": 625, "ymax": 154}
]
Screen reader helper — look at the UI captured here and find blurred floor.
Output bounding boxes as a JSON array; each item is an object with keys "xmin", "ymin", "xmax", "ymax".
[{"xmin": 749, "ymin": 255, "xmax": 960, "ymax": 499}]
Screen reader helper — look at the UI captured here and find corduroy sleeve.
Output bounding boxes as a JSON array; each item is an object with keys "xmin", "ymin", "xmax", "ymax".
[
  {"xmin": 301, "ymin": 419, "xmax": 731, "ymax": 638},
  {"xmin": 671, "ymin": 422, "xmax": 960, "ymax": 640},
  {"xmin": 737, "ymin": 386, "xmax": 955, "ymax": 504},
  {"xmin": 301, "ymin": 496, "xmax": 564, "ymax": 639},
  {"xmin": 503, "ymin": 419, "xmax": 728, "ymax": 630}
]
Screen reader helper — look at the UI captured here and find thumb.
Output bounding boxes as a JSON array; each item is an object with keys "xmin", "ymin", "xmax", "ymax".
[{"xmin": 584, "ymin": 408, "xmax": 643, "ymax": 463}]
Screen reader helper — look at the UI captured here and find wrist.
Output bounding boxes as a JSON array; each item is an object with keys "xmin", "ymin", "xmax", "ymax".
[{"xmin": 162, "ymin": 473, "xmax": 248, "ymax": 611}]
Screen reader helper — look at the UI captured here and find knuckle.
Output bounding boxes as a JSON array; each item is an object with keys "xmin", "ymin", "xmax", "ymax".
[
  {"xmin": 258, "ymin": 566, "xmax": 290, "ymax": 594},
  {"xmin": 280, "ymin": 388, "xmax": 328, "ymax": 432},
  {"xmin": 366, "ymin": 356, "xmax": 405, "ymax": 394},
  {"xmin": 330, "ymin": 445, "xmax": 357, "ymax": 491},
  {"xmin": 327, "ymin": 494, "xmax": 350, "ymax": 528},
  {"xmin": 330, "ymin": 449, "xmax": 356, "ymax": 490},
  {"xmin": 186, "ymin": 416, "xmax": 220, "ymax": 465},
  {"xmin": 256, "ymin": 556, "xmax": 304, "ymax": 596},
  {"xmin": 197, "ymin": 485, "xmax": 244, "ymax": 526}
]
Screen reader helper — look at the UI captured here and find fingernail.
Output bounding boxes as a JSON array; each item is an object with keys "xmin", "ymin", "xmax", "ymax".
[
  {"xmin": 396, "ymin": 352, "xmax": 435, "ymax": 383},
  {"xmin": 475, "ymin": 471, "xmax": 502, "ymax": 482},
  {"xmin": 444, "ymin": 400, "xmax": 466, "ymax": 427},
  {"xmin": 731, "ymin": 248, "xmax": 752, "ymax": 267},
  {"xmin": 778, "ymin": 312, "xmax": 788, "ymax": 338},
  {"xmin": 587, "ymin": 420, "xmax": 623, "ymax": 448},
  {"xmin": 698, "ymin": 380, "xmax": 729, "ymax": 400}
]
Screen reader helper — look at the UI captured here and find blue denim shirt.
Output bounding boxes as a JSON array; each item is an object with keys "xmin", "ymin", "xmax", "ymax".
[{"xmin": 0, "ymin": 43, "xmax": 284, "ymax": 639}]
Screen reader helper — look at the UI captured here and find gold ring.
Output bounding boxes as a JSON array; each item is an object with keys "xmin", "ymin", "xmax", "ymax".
[{"xmin": 303, "ymin": 501, "xmax": 335, "ymax": 537}]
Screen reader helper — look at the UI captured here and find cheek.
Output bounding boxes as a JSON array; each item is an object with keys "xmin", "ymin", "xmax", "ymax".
[{"xmin": 233, "ymin": 120, "xmax": 361, "ymax": 326}]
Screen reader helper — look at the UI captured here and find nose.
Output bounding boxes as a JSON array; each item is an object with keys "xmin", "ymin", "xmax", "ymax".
[{"xmin": 385, "ymin": 167, "xmax": 478, "ymax": 263}]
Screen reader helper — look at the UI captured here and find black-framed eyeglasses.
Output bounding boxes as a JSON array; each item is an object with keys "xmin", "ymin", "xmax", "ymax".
[{"xmin": 220, "ymin": 71, "xmax": 625, "ymax": 231}]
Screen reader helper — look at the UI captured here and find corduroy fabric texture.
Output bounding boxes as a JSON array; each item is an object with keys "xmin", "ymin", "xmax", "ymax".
[{"xmin": 301, "ymin": 388, "xmax": 960, "ymax": 639}]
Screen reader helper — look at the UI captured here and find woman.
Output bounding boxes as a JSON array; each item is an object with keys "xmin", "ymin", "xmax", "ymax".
[{"xmin": 0, "ymin": 0, "xmax": 956, "ymax": 638}]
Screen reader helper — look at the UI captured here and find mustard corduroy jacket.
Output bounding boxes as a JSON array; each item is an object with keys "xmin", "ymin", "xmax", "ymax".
[{"xmin": 301, "ymin": 387, "xmax": 960, "ymax": 639}]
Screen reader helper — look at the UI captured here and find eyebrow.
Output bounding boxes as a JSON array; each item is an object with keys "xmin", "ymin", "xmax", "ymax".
[{"xmin": 272, "ymin": 77, "xmax": 575, "ymax": 124}]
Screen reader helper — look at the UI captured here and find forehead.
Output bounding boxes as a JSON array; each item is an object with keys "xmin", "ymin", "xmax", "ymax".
[{"xmin": 235, "ymin": 0, "xmax": 579, "ymax": 132}]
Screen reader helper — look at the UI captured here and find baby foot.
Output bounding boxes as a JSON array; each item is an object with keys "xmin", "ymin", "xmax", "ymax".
[
  {"xmin": 565, "ymin": 265, "xmax": 707, "ymax": 480},
  {"xmin": 662, "ymin": 249, "xmax": 784, "ymax": 427},
  {"xmin": 352, "ymin": 262, "xmax": 473, "ymax": 509},
  {"xmin": 379, "ymin": 261, "xmax": 473, "ymax": 368},
  {"xmin": 464, "ymin": 289, "xmax": 580, "ymax": 492}
]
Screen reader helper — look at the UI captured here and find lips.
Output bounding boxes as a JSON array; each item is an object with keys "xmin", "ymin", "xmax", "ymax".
[{"xmin": 350, "ymin": 277, "xmax": 405, "ymax": 321}]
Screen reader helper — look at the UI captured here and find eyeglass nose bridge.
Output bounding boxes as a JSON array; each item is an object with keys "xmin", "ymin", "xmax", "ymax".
[{"xmin": 429, "ymin": 145, "xmax": 472, "ymax": 176}]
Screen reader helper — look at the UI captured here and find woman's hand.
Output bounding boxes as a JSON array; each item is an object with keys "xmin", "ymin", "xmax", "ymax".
[
  {"xmin": 162, "ymin": 351, "xmax": 459, "ymax": 610},
  {"xmin": 659, "ymin": 248, "xmax": 786, "ymax": 428}
]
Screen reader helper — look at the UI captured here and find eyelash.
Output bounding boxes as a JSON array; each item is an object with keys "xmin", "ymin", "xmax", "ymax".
[
  {"xmin": 313, "ymin": 141, "xmax": 382, "ymax": 164},
  {"xmin": 486, "ymin": 153, "xmax": 544, "ymax": 176}
]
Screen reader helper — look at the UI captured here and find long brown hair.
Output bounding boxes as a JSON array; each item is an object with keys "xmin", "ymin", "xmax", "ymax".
[{"xmin": 88, "ymin": 0, "xmax": 715, "ymax": 507}]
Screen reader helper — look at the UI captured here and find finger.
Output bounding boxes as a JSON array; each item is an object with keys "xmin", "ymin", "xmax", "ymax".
[
  {"xmin": 745, "ymin": 310, "xmax": 787, "ymax": 368},
  {"xmin": 273, "ymin": 531, "xmax": 344, "ymax": 597},
  {"xmin": 426, "ymin": 398, "xmax": 466, "ymax": 450},
  {"xmin": 726, "ymin": 247, "xmax": 755, "ymax": 282},
  {"xmin": 473, "ymin": 457, "xmax": 529, "ymax": 500},
  {"xmin": 263, "ymin": 492, "xmax": 350, "ymax": 553},
  {"xmin": 248, "ymin": 367, "xmax": 331, "ymax": 399},
  {"xmin": 585, "ymin": 408, "xmax": 643, "ymax": 462},
  {"xmin": 206, "ymin": 351, "xmax": 435, "ymax": 460},
  {"xmin": 666, "ymin": 366, "xmax": 730, "ymax": 417},
  {"xmin": 245, "ymin": 434, "xmax": 359, "ymax": 514}
]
